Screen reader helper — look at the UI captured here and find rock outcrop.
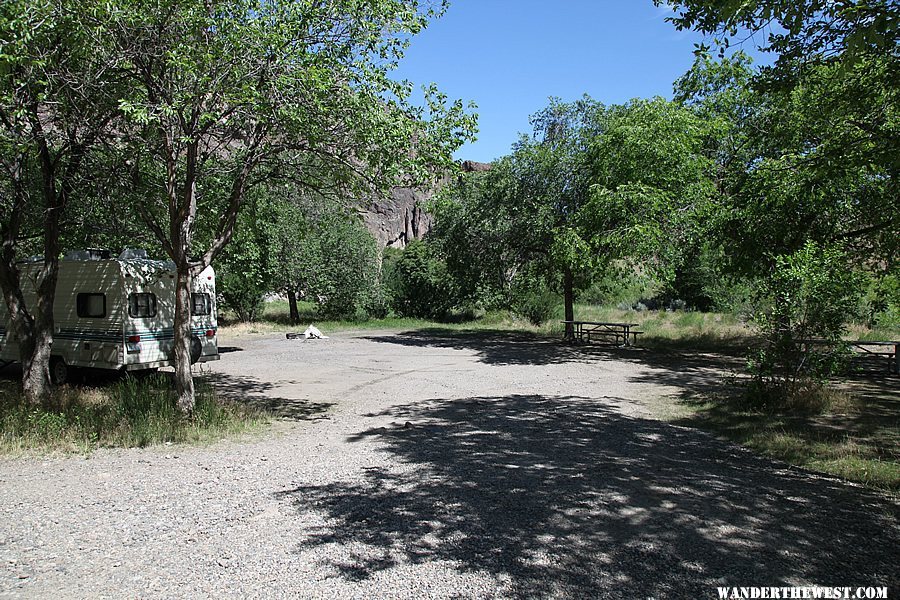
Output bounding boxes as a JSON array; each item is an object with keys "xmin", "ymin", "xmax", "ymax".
[
  {"xmin": 361, "ymin": 160, "xmax": 492, "ymax": 248},
  {"xmin": 363, "ymin": 187, "xmax": 434, "ymax": 249}
]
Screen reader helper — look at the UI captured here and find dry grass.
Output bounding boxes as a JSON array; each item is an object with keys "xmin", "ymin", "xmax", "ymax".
[
  {"xmin": 544, "ymin": 306, "xmax": 756, "ymax": 354},
  {"xmin": 0, "ymin": 374, "xmax": 267, "ymax": 455}
]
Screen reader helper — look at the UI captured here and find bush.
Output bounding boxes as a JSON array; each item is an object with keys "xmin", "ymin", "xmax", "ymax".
[
  {"xmin": 385, "ymin": 240, "xmax": 457, "ymax": 319},
  {"xmin": 364, "ymin": 281, "xmax": 392, "ymax": 319},
  {"xmin": 747, "ymin": 241, "xmax": 862, "ymax": 408},
  {"xmin": 217, "ymin": 200, "xmax": 276, "ymax": 322},
  {"xmin": 578, "ymin": 261, "xmax": 660, "ymax": 306},
  {"xmin": 511, "ymin": 285, "xmax": 560, "ymax": 326},
  {"xmin": 297, "ymin": 212, "xmax": 380, "ymax": 320},
  {"xmin": 857, "ymin": 273, "xmax": 900, "ymax": 330},
  {"xmin": 218, "ymin": 282, "xmax": 267, "ymax": 322}
]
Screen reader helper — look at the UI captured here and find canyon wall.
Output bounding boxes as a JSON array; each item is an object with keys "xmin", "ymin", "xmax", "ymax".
[{"xmin": 361, "ymin": 160, "xmax": 491, "ymax": 248}]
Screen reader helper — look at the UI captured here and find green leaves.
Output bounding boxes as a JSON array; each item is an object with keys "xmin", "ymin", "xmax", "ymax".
[
  {"xmin": 658, "ymin": 0, "xmax": 900, "ymax": 79},
  {"xmin": 749, "ymin": 241, "xmax": 864, "ymax": 396},
  {"xmin": 430, "ymin": 96, "xmax": 715, "ymax": 315},
  {"xmin": 676, "ymin": 51, "xmax": 898, "ymax": 275}
]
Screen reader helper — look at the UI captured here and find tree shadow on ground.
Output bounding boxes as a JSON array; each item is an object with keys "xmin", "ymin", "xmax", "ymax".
[
  {"xmin": 276, "ymin": 394, "xmax": 899, "ymax": 597},
  {"xmin": 363, "ymin": 327, "xmax": 746, "ymax": 393},
  {"xmin": 209, "ymin": 371, "xmax": 333, "ymax": 421},
  {"xmin": 364, "ymin": 328, "xmax": 896, "ymax": 462},
  {"xmin": 362, "ymin": 328, "xmax": 635, "ymax": 367},
  {"xmin": 658, "ymin": 378, "xmax": 900, "ymax": 483}
]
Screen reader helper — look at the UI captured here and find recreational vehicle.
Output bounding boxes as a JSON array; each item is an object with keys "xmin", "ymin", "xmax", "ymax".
[{"xmin": 0, "ymin": 249, "xmax": 219, "ymax": 384}]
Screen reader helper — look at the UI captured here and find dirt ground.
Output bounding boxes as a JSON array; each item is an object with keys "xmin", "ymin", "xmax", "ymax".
[{"xmin": 0, "ymin": 329, "xmax": 897, "ymax": 598}]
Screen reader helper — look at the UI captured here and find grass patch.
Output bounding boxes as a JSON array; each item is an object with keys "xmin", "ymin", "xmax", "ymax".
[
  {"xmin": 546, "ymin": 306, "xmax": 757, "ymax": 354},
  {"xmin": 647, "ymin": 383, "xmax": 900, "ymax": 494},
  {"xmin": 846, "ymin": 321, "xmax": 900, "ymax": 342},
  {"xmin": 0, "ymin": 374, "xmax": 266, "ymax": 454},
  {"xmin": 225, "ymin": 300, "xmax": 895, "ymax": 352}
]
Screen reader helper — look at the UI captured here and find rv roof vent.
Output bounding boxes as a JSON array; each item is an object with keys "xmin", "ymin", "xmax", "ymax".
[{"xmin": 119, "ymin": 248, "xmax": 148, "ymax": 260}]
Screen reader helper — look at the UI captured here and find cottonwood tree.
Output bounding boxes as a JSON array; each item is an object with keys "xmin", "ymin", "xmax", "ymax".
[
  {"xmin": 663, "ymin": 0, "xmax": 898, "ymax": 268},
  {"xmin": 432, "ymin": 96, "xmax": 713, "ymax": 337},
  {"xmin": 109, "ymin": 0, "xmax": 476, "ymax": 412},
  {"xmin": 667, "ymin": 12, "xmax": 898, "ymax": 398},
  {"xmin": 0, "ymin": 1, "xmax": 120, "ymax": 403},
  {"xmin": 656, "ymin": 0, "xmax": 900, "ymax": 73},
  {"xmin": 674, "ymin": 51, "xmax": 898, "ymax": 277},
  {"xmin": 434, "ymin": 97, "xmax": 606, "ymax": 336}
]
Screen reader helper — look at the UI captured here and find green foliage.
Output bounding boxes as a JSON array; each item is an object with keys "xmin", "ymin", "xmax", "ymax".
[
  {"xmin": 747, "ymin": 242, "xmax": 863, "ymax": 407},
  {"xmin": 269, "ymin": 198, "xmax": 310, "ymax": 299},
  {"xmin": 294, "ymin": 210, "xmax": 380, "ymax": 320},
  {"xmin": 112, "ymin": 0, "xmax": 477, "ymax": 271},
  {"xmin": 578, "ymin": 262, "xmax": 661, "ymax": 307},
  {"xmin": 673, "ymin": 22, "xmax": 898, "ymax": 278},
  {"xmin": 510, "ymin": 280, "xmax": 560, "ymax": 326},
  {"xmin": 659, "ymin": 0, "xmax": 899, "ymax": 78},
  {"xmin": 856, "ymin": 273, "xmax": 900, "ymax": 331},
  {"xmin": 661, "ymin": 244, "xmax": 755, "ymax": 313},
  {"xmin": 386, "ymin": 240, "xmax": 456, "ymax": 320},
  {"xmin": 217, "ymin": 197, "xmax": 277, "ymax": 322},
  {"xmin": 431, "ymin": 96, "xmax": 715, "ymax": 324}
]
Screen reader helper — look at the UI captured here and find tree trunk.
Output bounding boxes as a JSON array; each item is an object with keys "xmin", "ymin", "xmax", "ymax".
[
  {"xmin": 22, "ymin": 322, "xmax": 53, "ymax": 404},
  {"xmin": 0, "ymin": 270, "xmax": 50, "ymax": 405},
  {"xmin": 563, "ymin": 266, "xmax": 575, "ymax": 339},
  {"xmin": 173, "ymin": 265, "xmax": 195, "ymax": 414},
  {"xmin": 287, "ymin": 289, "xmax": 300, "ymax": 324},
  {"xmin": 0, "ymin": 162, "xmax": 62, "ymax": 405},
  {"xmin": 0, "ymin": 264, "xmax": 57, "ymax": 405}
]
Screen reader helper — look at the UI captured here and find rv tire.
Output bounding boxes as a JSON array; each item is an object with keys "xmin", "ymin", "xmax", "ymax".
[{"xmin": 50, "ymin": 358, "xmax": 69, "ymax": 386}]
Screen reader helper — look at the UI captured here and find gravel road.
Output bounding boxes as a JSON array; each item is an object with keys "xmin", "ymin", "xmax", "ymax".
[{"xmin": 1, "ymin": 329, "xmax": 897, "ymax": 599}]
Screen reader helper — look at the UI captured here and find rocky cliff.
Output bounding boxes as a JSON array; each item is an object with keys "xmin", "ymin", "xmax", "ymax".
[{"xmin": 361, "ymin": 160, "xmax": 491, "ymax": 248}]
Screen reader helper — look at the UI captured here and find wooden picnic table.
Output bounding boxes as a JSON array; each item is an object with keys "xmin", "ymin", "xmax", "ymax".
[
  {"xmin": 800, "ymin": 339, "xmax": 899, "ymax": 376},
  {"xmin": 845, "ymin": 340, "xmax": 899, "ymax": 375},
  {"xmin": 561, "ymin": 320, "xmax": 642, "ymax": 347}
]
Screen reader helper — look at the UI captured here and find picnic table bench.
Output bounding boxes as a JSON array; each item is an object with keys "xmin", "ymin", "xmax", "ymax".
[
  {"xmin": 845, "ymin": 340, "xmax": 898, "ymax": 375},
  {"xmin": 561, "ymin": 320, "xmax": 643, "ymax": 347},
  {"xmin": 801, "ymin": 339, "xmax": 899, "ymax": 376}
]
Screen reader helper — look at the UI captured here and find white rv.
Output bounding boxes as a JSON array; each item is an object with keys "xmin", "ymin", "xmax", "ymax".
[{"xmin": 0, "ymin": 249, "xmax": 219, "ymax": 384}]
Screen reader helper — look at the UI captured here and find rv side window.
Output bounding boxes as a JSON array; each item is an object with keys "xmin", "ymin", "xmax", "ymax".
[
  {"xmin": 191, "ymin": 293, "xmax": 211, "ymax": 316},
  {"xmin": 76, "ymin": 293, "xmax": 106, "ymax": 318},
  {"xmin": 128, "ymin": 293, "xmax": 157, "ymax": 318}
]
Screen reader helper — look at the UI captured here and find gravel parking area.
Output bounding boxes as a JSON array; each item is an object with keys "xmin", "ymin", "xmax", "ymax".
[{"xmin": 1, "ymin": 329, "xmax": 897, "ymax": 598}]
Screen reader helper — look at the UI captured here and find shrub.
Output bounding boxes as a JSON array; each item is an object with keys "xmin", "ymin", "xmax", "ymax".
[
  {"xmin": 747, "ymin": 241, "xmax": 862, "ymax": 408},
  {"xmin": 386, "ymin": 240, "xmax": 457, "ymax": 319},
  {"xmin": 217, "ymin": 200, "xmax": 276, "ymax": 322},
  {"xmin": 218, "ymin": 280, "xmax": 267, "ymax": 322},
  {"xmin": 857, "ymin": 273, "xmax": 900, "ymax": 330},
  {"xmin": 511, "ymin": 285, "xmax": 560, "ymax": 326}
]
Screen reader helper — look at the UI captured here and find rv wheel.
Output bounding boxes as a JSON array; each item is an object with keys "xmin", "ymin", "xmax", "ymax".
[
  {"xmin": 50, "ymin": 358, "xmax": 69, "ymax": 385},
  {"xmin": 189, "ymin": 336, "xmax": 203, "ymax": 364}
]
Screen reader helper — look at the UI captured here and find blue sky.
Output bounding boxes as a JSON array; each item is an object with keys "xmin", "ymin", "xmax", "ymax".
[{"xmin": 394, "ymin": 1, "xmax": 767, "ymax": 162}]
